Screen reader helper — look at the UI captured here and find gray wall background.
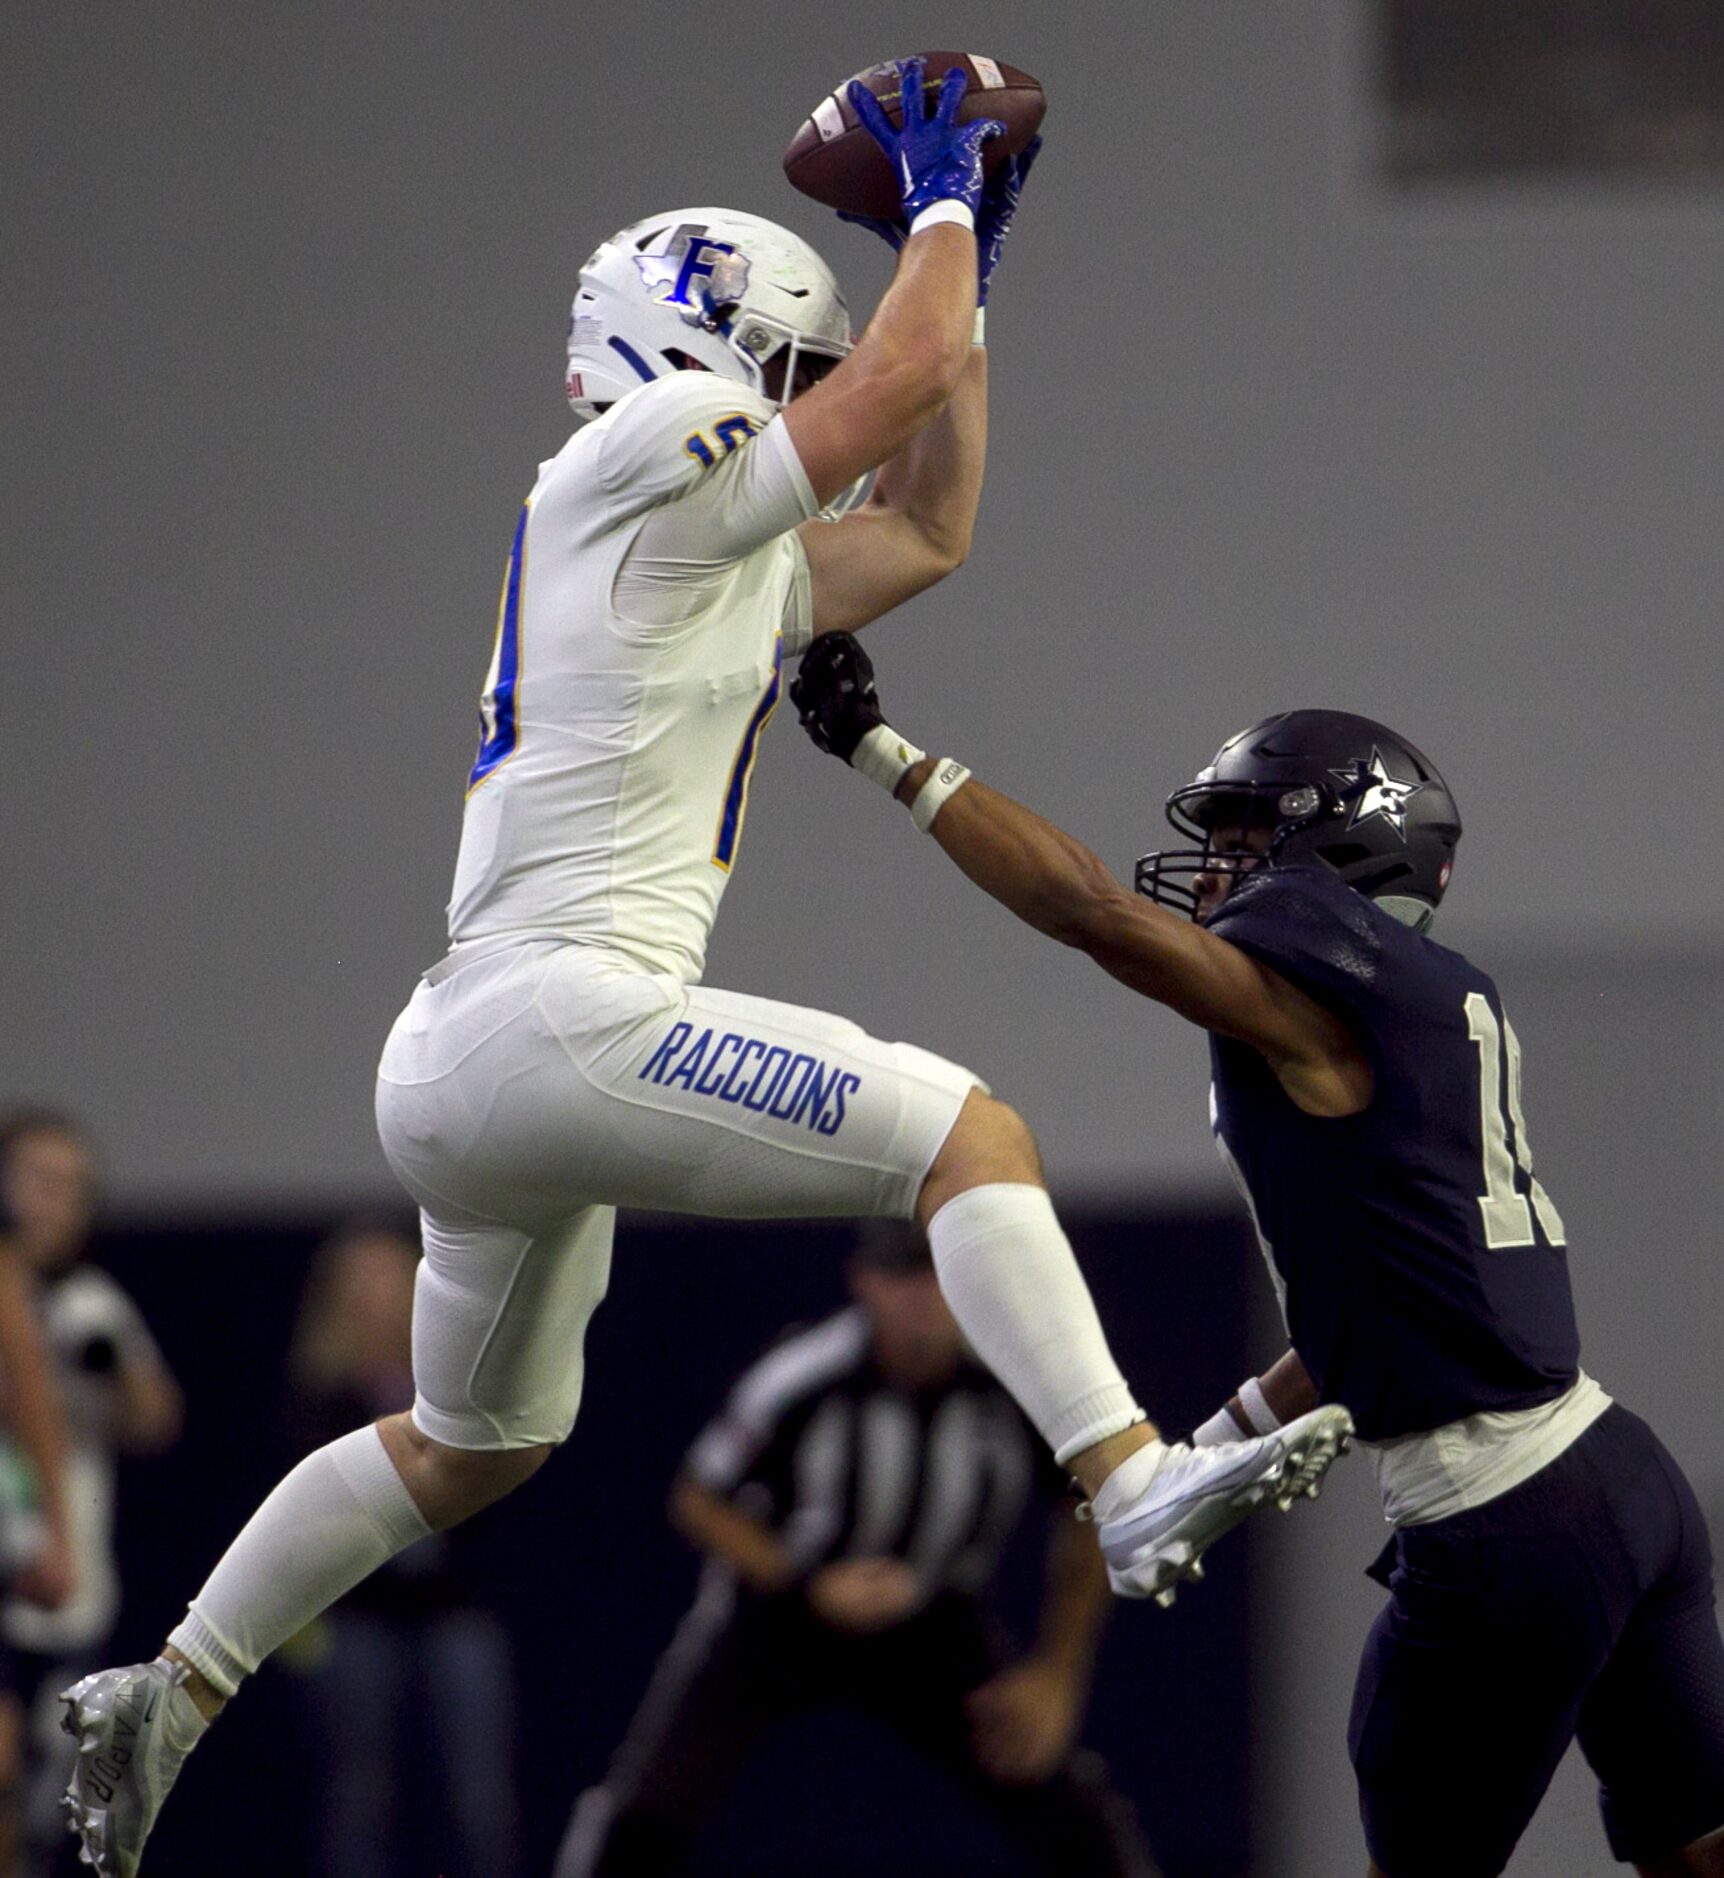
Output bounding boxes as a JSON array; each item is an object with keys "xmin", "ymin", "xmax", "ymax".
[
  {"xmin": 7, "ymin": 0, "xmax": 1723, "ymax": 1205},
  {"xmin": 7, "ymin": 5, "xmax": 1722, "ymax": 1871}
]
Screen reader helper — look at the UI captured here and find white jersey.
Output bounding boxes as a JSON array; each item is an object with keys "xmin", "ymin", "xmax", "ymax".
[{"xmin": 446, "ymin": 372, "xmax": 819, "ymax": 983}]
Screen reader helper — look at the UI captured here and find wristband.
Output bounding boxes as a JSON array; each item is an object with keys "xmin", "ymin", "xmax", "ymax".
[
  {"xmin": 971, "ymin": 307, "xmax": 985, "ymax": 347},
  {"xmin": 851, "ymin": 722, "xmax": 926, "ymax": 794},
  {"xmin": 1237, "ymin": 1377, "xmax": 1282, "ymax": 1437},
  {"xmin": 910, "ymin": 758, "xmax": 972, "ymax": 833},
  {"xmin": 908, "ymin": 200, "xmax": 976, "ymax": 237}
]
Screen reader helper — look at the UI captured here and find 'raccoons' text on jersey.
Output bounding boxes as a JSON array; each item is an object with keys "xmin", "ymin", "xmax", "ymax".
[
  {"xmin": 446, "ymin": 373, "xmax": 818, "ymax": 983},
  {"xmin": 1205, "ymin": 864, "xmax": 1581, "ymax": 1443}
]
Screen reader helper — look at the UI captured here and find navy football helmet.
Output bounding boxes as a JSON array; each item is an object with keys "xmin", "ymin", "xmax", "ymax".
[{"xmin": 1135, "ymin": 710, "xmax": 1462, "ymax": 930}]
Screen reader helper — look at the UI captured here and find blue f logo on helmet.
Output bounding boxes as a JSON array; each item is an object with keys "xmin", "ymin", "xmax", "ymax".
[{"xmin": 634, "ymin": 233, "xmax": 752, "ymax": 328}]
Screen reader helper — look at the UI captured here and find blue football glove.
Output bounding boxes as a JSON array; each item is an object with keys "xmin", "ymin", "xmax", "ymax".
[
  {"xmin": 836, "ymin": 209, "xmax": 907, "ymax": 253},
  {"xmin": 846, "ymin": 57, "xmax": 1004, "ymax": 224},
  {"xmin": 975, "ymin": 134, "xmax": 1041, "ymax": 306}
]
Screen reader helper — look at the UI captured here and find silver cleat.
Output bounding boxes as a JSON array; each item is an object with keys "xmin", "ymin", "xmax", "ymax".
[
  {"xmin": 1095, "ymin": 1405, "xmax": 1354, "ymax": 1602},
  {"xmin": 61, "ymin": 1659, "xmax": 206, "ymax": 1877}
]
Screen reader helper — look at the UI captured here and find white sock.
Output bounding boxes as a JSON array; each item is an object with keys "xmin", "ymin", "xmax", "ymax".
[
  {"xmin": 1089, "ymin": 1439, "xmax": 1171, "ymax": 1524},
  {"xmin": 926, "ymin": 1184, "xmax": 1146, "ymax": 1465},
  {"xmin": 153, "ymin": 1658, "xmax": 212, "ymax": 1749},
  {"xmin": 166, "ymin": 1424, "xmax": 430, "ymax": 1696}
]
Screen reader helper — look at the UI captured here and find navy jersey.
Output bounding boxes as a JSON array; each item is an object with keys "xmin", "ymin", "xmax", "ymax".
[{"xmin": 1205, "ymin": 863, "xmax": 1580, "ymax": 1442}]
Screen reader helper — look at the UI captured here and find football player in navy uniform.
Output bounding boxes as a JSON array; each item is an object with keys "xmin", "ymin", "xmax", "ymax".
[{"xmin": 790, "ymin": 636, "xmax": 1724, "ymax": 1878}]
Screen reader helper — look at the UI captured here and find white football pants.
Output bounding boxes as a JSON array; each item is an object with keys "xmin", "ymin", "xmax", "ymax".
[{"xmin": 374, "ymin": 940, "xmax": 981, "ymax": 1451}]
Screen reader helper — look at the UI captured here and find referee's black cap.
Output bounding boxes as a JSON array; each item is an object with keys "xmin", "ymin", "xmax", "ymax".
[{"xmin": 851, "ymin": 1221, "xmax": 935, "ymax": 1275}]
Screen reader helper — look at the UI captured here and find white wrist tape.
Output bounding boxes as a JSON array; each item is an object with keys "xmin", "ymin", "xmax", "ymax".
[
  {"xmin": 850, "ymin": 723, "xmax": 926, "ymax": 794},
  {"xmin": 909, "ymin": 200, "xmax": 976, "ymax": 237},
  {"xmin": 910, "ymin": 758, "xmax": 972, "ymax": 833},
  {"xmin": 1237, "ymin": 1377, "xmax": 1282, "ymax": 1437},
  {"xmin": 971, "ymin": 307, "xmax": 986, "ymax": 347}
]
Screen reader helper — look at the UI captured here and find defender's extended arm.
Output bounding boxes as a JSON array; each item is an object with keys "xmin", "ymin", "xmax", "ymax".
[{"xmin": 790, "ymin": 634, "xmax": 1365, "ymax": 1113}]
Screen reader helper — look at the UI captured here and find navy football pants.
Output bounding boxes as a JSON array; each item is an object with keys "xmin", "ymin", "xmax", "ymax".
[{"xmin": 1349, "ymin": 1405, "xmax": 1724, "ymax": 1876}]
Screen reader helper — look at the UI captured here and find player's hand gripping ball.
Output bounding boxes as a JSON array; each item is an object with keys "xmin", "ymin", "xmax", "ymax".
[
  {"xmin": 837, "ymin": 126, "xmax": 1045, "ymax": 295},
  {"xmin": 784, "ymin": 52, "xmax": 1046, "ymax": 223},
  {"xmin": 976, "ymin": 134, "xmax": 1041, "ymax": 303},
  {"xmin": 790, "ymin": 632, "xmax": 887, "ymax": 765},
  {"xmin": 849, "ymin": 57, "xmax": 1002, "ymax": 229}
]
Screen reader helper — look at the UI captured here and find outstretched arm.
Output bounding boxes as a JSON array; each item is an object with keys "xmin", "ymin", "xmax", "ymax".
[
  {"xmin": 781, "ymin": 221, "xmax": 977, "ymax": 511},
  {"xmin": 793, "ymin": 130, "xmax": 1039, "ymax": 634},
  {"xmin": 780, "ymin": 59, "xmax": 1000, "ymax": 510},
  {"xmin": 797, "ymin": 344, "xmax": 987, "ymax": 635},
  {"xmin": 789, "ymin": 634, "xmax": 1367, "ymax": 1114},
  {"xmin": 895, "ymin": 763, "xmax": 1330, "ymax": 1040}
]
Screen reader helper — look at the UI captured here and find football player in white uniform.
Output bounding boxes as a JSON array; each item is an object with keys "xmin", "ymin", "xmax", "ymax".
[{"xmin": 63, "ymin": 64, "xmax": 1349, "ymax": 1874}]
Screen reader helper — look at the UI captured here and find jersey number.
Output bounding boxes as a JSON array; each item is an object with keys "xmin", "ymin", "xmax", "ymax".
[
  {"xmin": 467, "ymin": 503, "xmax": 528, "ymax": 794},
  {"xmin": 1463, "ymin": 992, "xmax": 1567, "ymax": 1249},
  {"xmin": 684, "ymin": 413, "xmax": 759, "ymax": 469}
]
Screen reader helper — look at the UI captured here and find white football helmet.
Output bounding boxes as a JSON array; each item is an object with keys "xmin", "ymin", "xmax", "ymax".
[{"xmin": 564, "ymin": 208, "xmax": 852, "ymax": 423}]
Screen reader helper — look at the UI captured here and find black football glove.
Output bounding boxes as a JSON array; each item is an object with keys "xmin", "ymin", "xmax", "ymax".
[{"xmin": 790, "ymin": 632, "xmax": 887, "ymax": 764}]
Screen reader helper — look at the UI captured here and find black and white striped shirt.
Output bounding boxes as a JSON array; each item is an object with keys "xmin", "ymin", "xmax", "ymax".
[{"xmin": 684, "ymin": 1309, "xmax": 1059, "ymax": 1596}]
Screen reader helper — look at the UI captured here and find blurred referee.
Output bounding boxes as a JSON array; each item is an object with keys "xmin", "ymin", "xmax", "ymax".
[{"xmin": 556, "ymin": 1225, "xmax": 1158, "ymax": 1877}]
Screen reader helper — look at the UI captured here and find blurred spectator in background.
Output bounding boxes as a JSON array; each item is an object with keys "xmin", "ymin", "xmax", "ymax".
[
  {"xmin": 0, "ymin": 1108, "xmax": 178, "ymax": 1878},
  {"xmin": 556, "ymin": 1224, "xmax": 1160, "ymax": 1878},
  {"xmin": 286, "ymin": 1218, "xmax": 520, "ymax": 1878},
  {"xmin": 0, "ymin": 1223, "xmax": 74, "ymax": 1878}
]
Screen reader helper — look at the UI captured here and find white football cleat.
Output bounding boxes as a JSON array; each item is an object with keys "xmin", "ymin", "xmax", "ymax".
[
  {"xmin": 1094, "ymin": 1405, "xmax": 1355, "ymax": 1603},
  {"xmin": 61, "ymin": 1658, "xmax": 207, "ymax": 1877}
]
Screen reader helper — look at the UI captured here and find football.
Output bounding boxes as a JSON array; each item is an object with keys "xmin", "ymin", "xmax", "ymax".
[{"xmin": 783, "ymin": 53, "xmax": 1046, "ymax": 221}]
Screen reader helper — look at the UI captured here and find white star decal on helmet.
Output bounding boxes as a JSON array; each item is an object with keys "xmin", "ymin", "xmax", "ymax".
[{"xmin": 1331, "ymin": 747, "xmax": 1426, "ymax": 840}]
